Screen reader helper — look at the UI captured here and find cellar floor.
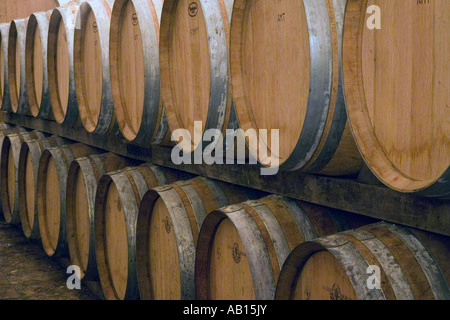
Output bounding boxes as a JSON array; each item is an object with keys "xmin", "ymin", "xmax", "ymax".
[{"xmin": 0, "ymin": 221, "xmax": 98, "ymax": 300}]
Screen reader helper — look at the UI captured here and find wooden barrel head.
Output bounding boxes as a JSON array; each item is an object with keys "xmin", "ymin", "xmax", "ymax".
[
  {"xmin": 32, "ymin": 27, "xmax": 43, "ymax": 109},
  {"xmin": 103, "ymin": 181, "xmax": 129, "ymax": 300},
  {"xmin": 70, "ymin": 165, "xmax": 90, "ymax": 275},
  {"xmin": 25, "ymin": 11, "xmax": 51, "ymax": 118},
  {"xmin": 42, "ymin": 156, "xmax": 61, "ymax": 254},
  {"xmin": 8, "ymin": 21, "xmax": 21, "ymax": 113},
  {"xmin": 74, "ymin": 0, "xmax": 113, "ymax": 133},
  {"xmin": 293, "ymin": 250, "xmax": 358, "ymax": 300},
  {"xmin": 343, "ymin": 0, "xmax": 450, "ymax": 194},
  {"xmin": 160, "ymin": 0, "xmax": 210, "ymax": 149},
  {"xmin": 48, "ymin": 6, "xmax": 79, "ymax": 124},
  {"xmin": 7, "ymin": 145, "xmax": 15, "ymax": 216},
  {"xmin": 111, "ymin": 0, "xmax": 145, "ymax": 139},
  {"xmin": 24, "ymin": 149, "xmax": 35, "ymax": 230},
  {"xmin": 209, "ymin": 217, "xmax": 255, "ymax": 300},
  {"xmin": 230, "ymin": 0, "xmax": 310, "ymax": 164},
  {"xmin": 147, "ymin": 196, "xmax": 182, "ymax": 300}
]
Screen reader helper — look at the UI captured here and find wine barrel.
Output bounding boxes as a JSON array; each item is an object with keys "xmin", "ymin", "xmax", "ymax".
[
  {"xmin": 8, "ymin": 18, "xmax": 29, "ymax": 114},
  {"xmin": 0, "ymin": 130, "xmax": 44, "ymax": 225},
  {"xmin": 25, "ymin": 10, "xmax": 53, "ymax": 119},
  {"xmin": 66, "ymin": 152, "xmax": 141, "ymax": 280},
  {"xmin": 74, "ymin": 0, "xmax": 117, "ymax": 134},
  {"xmin": 275, "ymin": 222, "xmax": 450, "ymax": 300},
  {"xmin": 0, "ymin": 126, "xmax": 28, "ymax": 223},
  {"xmin": 343, "ymin": 0, "xmax": 449, "ymax": 197},
  {"xmin": 109, "ymin": 0, "xmax": 169, "ymax": 144},
  {"xmin": 94, "ymin": 163, "xmax": 184, "ymax": 300},
  {"xmin": 159, "ymin": 0, "xmax": 234, "ymax": 153},
  {"xmin": 136, "ymin": 177, "xmax": 255, "ymax": 300},
  {"xmin": 47, "ymin": 2, "xmax": 81, "ymax": 125},
  {"xmin": 18, "ymin": 135, "xmax": 67, "ymax": 239},
  {"xmin": 0, "ymin": 23, "xmax": 11, "ymax": 111},
  {"xmin": 37, "ymin": 143, "xmax": 102, "ymax": 257},
  {"xmin": 195, "ymin": 195, "xmax": 375, "ymax": 300},
  {"xmin": 230, "ymin": 0, "xmax": 362, "ymax": 174},
  {"xmin": 0, "ymin": 0, "xmax": 76, "ymax": 24}
]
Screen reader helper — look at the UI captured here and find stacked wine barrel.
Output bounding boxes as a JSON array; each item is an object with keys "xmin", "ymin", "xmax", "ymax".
[{"xmin": 0, "ymin": 0, "xmax": 447, "ymax": 301}]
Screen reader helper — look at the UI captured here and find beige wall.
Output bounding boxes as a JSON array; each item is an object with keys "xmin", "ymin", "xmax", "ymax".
[{"xmin": 0, "ymin": 0, "xmax": 60, "ymax": 23}]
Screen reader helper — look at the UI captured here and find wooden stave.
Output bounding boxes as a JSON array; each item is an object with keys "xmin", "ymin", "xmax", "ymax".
[
  {"xmin": 275, "ymin": 221, "xmax": 450, "ymax": 300},
  {"xmin": 195, "ymin": 194, "xmax": 366, "ymax": 300},
  {"xmin": 159, "ymin": 0, "xmax": 232, "ymax": 153},
  {"xmin": 0, "ymin": 23, "xmax": 11, "ymax": 111},
  {"xmin": 229, "ymin": 0, "xmax": 362, "ymax": 175},
  {"xmin": 36, "ymin": 142, "xmax": 102, "ymax": 257},
  {"xmin": 342, "ymin": 0, "xmax": 449, "ymax": 197},
  {"xmin": 135, "ymin": 176, "xmax": 250, "ymax": 300},
  {"xmin": 8, "ymin": 18, "xmax": 29, "ymax": 115},
  {"xmin": 109, "ymin": 0, "xmax": 168, "ymax": 145},
  {"xmin": 18, "ymin": 134, "xmax": 67, "ymax": 239},
  {"xmin": 47, "ymin": 4, "xmax": 80, "ymax": 125},
  {"xmin": 74, "ymin": 0, "xmax": 118, "ymax": 135},
  {"xmin": 0, "ymin": 126, "xmax": 29, "ymax": 224},
  {"xmin": 66, "ymin": 152, "xmax": 141, "ymax": 281},
  {"xmin": 25, "ymin": 10, "xmax": 53, "ymax": 119},
  {"xmin": 94, "ymin": 163, "xmax": 170, "ymax": 300}
]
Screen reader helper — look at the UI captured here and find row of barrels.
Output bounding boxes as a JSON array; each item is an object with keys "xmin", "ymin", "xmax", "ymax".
[
  {"xmin": 0, "ymin": 0, "xmax": 448, "ymax": 197},
  {"xmin": 0, "ymin": 123, "xmax": 449, "ymax": 300}
]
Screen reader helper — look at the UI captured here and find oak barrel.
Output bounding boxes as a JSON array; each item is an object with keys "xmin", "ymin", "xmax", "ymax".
[
  {"xmin": 37, "ymin": 142, "xmax": 102, "ymax": 257},
  {"xmin": 275, "ymin": 222, "xmax": 450, "ymax": 300},
  {"xmin": 1, "ymin": 130, "xmax": 45, "ymax": 225},
  {"xmin": 159, "ymin": 0, "xmax": 234, "ymax": 153},
  {"xmin": 0, "ymin": 23, "xmax": 11, "ymax": 111},
  {"xmin": 74, "ymin": 0, "xmax": 117, "ymax": 134},
  {"xmin": 47, "ymin": 2, "xmax": 81, "ymax": 125},
  {"xmin": 343, "ymin": 0, "xmax": 449, "ymax": 197},
  {"xmin": 230, "ymin": 0, "xmax": 362, "ymax": 174},
  {"xmin": 195, "ymin": 195, "xmax": 374, "ymax": 300},
  {"xmin": 0, "ymin": 126, "xmax": 29, "ymax": 224},
  {"xmin": 25, "ymin": 10, "xmax": 53, "ymax": 119},
  {"xmin": 109, "ymin": 0, "xmax": 169, "ymax": 144},
  {"xmin": 94, "ymin": 163, "xmax": 180, "ymax": 300},
  {"xmin": 8, "ymin": 18, "xmax": 29, "ymax": 114},
  {"xmin": 18, "ymin": 134, "xmax": 67, "ymax": 239},
  {"xmin": 66, "ymin": 152, "xmax": 140, "ymax": 280}
]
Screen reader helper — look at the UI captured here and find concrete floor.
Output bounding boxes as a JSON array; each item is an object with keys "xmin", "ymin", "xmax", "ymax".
[{"xmin": 0, "ymin": 221, "xmax": 98, "ymax": 300}]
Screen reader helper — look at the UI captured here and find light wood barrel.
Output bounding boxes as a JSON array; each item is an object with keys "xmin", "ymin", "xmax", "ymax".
[
  {"xmin": 25, "ymin": 10, "xmax": 53, "ymax": 119},
  {"xmin": 66, "ymin": 152, "xmax": 141, "ymax": 281},
  {"xmin": 195, "ymin": 195, "xmax": 374, "ymax": 300},
  {"xmin": 18, "ymin": 135, "xmax": 67, "ymax": 239},
  {"xmin": 136, "ymin": 177, "xmax": 255, "ymax": 300},
  {"xmin": 109, "ymin": 0, "xmax": 169, "ymax": 144},
  {"xmin": 0, "ymin": 0, "xmax": 71, "ymax": 24},
  {"xmin": 275, "ymin": 222, "xmax": 450, "ymax": 300},
  {"xmin": 0, "ymin": 24, "xmax": 11, "ymax": 111},
  {"xmin": 47, "ymin": 3, "xmax": 80, "ymax": 125},
  {"xmin": 230, "ymin": 0, "xmax": 362, "ymax": 175},
  {"xmin": 8, "ymin": 18, "xmax": 29, "ymax": 114},
  {"xmin": 74, "ymin": 0, "xmax": 117, "ymax": 134},
  {"xmin": 159, "ymin": 0, "xmax": 234, "ymax": 153},
  {"xmin": 94, "ymin": 163, "xmax": 182, "ymax": 300},
  {"xmin": 0, "ymin": 126, "xmax": 29, "ymax": 224},
  {"xmin": 37, "ymin": 142, "xmax": 102, "ymax": 257},
  {"xmin": 343, "ymin": 0, "xmax": 449, "ymax": 196}
]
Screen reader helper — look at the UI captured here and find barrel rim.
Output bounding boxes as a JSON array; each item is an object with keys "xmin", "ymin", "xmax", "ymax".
[
  {"xmin": 109, "ymin": 0, "xmax": 162, "ymax": 144},
  {"xmin": 159, "ymin": 0, "xmax": 229, "ymax": 153},
  {"xmin": 47, "ymin": 5, "xmax": 80, "ymax": 125},
  {"xmin": 74, "ymin": 0, "xmax": 115, "ymax": 134},
  {"xmin": 25, "ymin": 11, "xmax": 52, "ymax": 119},
  {"xmin": 230, "ymin": 0, "xmax": 338, "ymax": 171}
]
